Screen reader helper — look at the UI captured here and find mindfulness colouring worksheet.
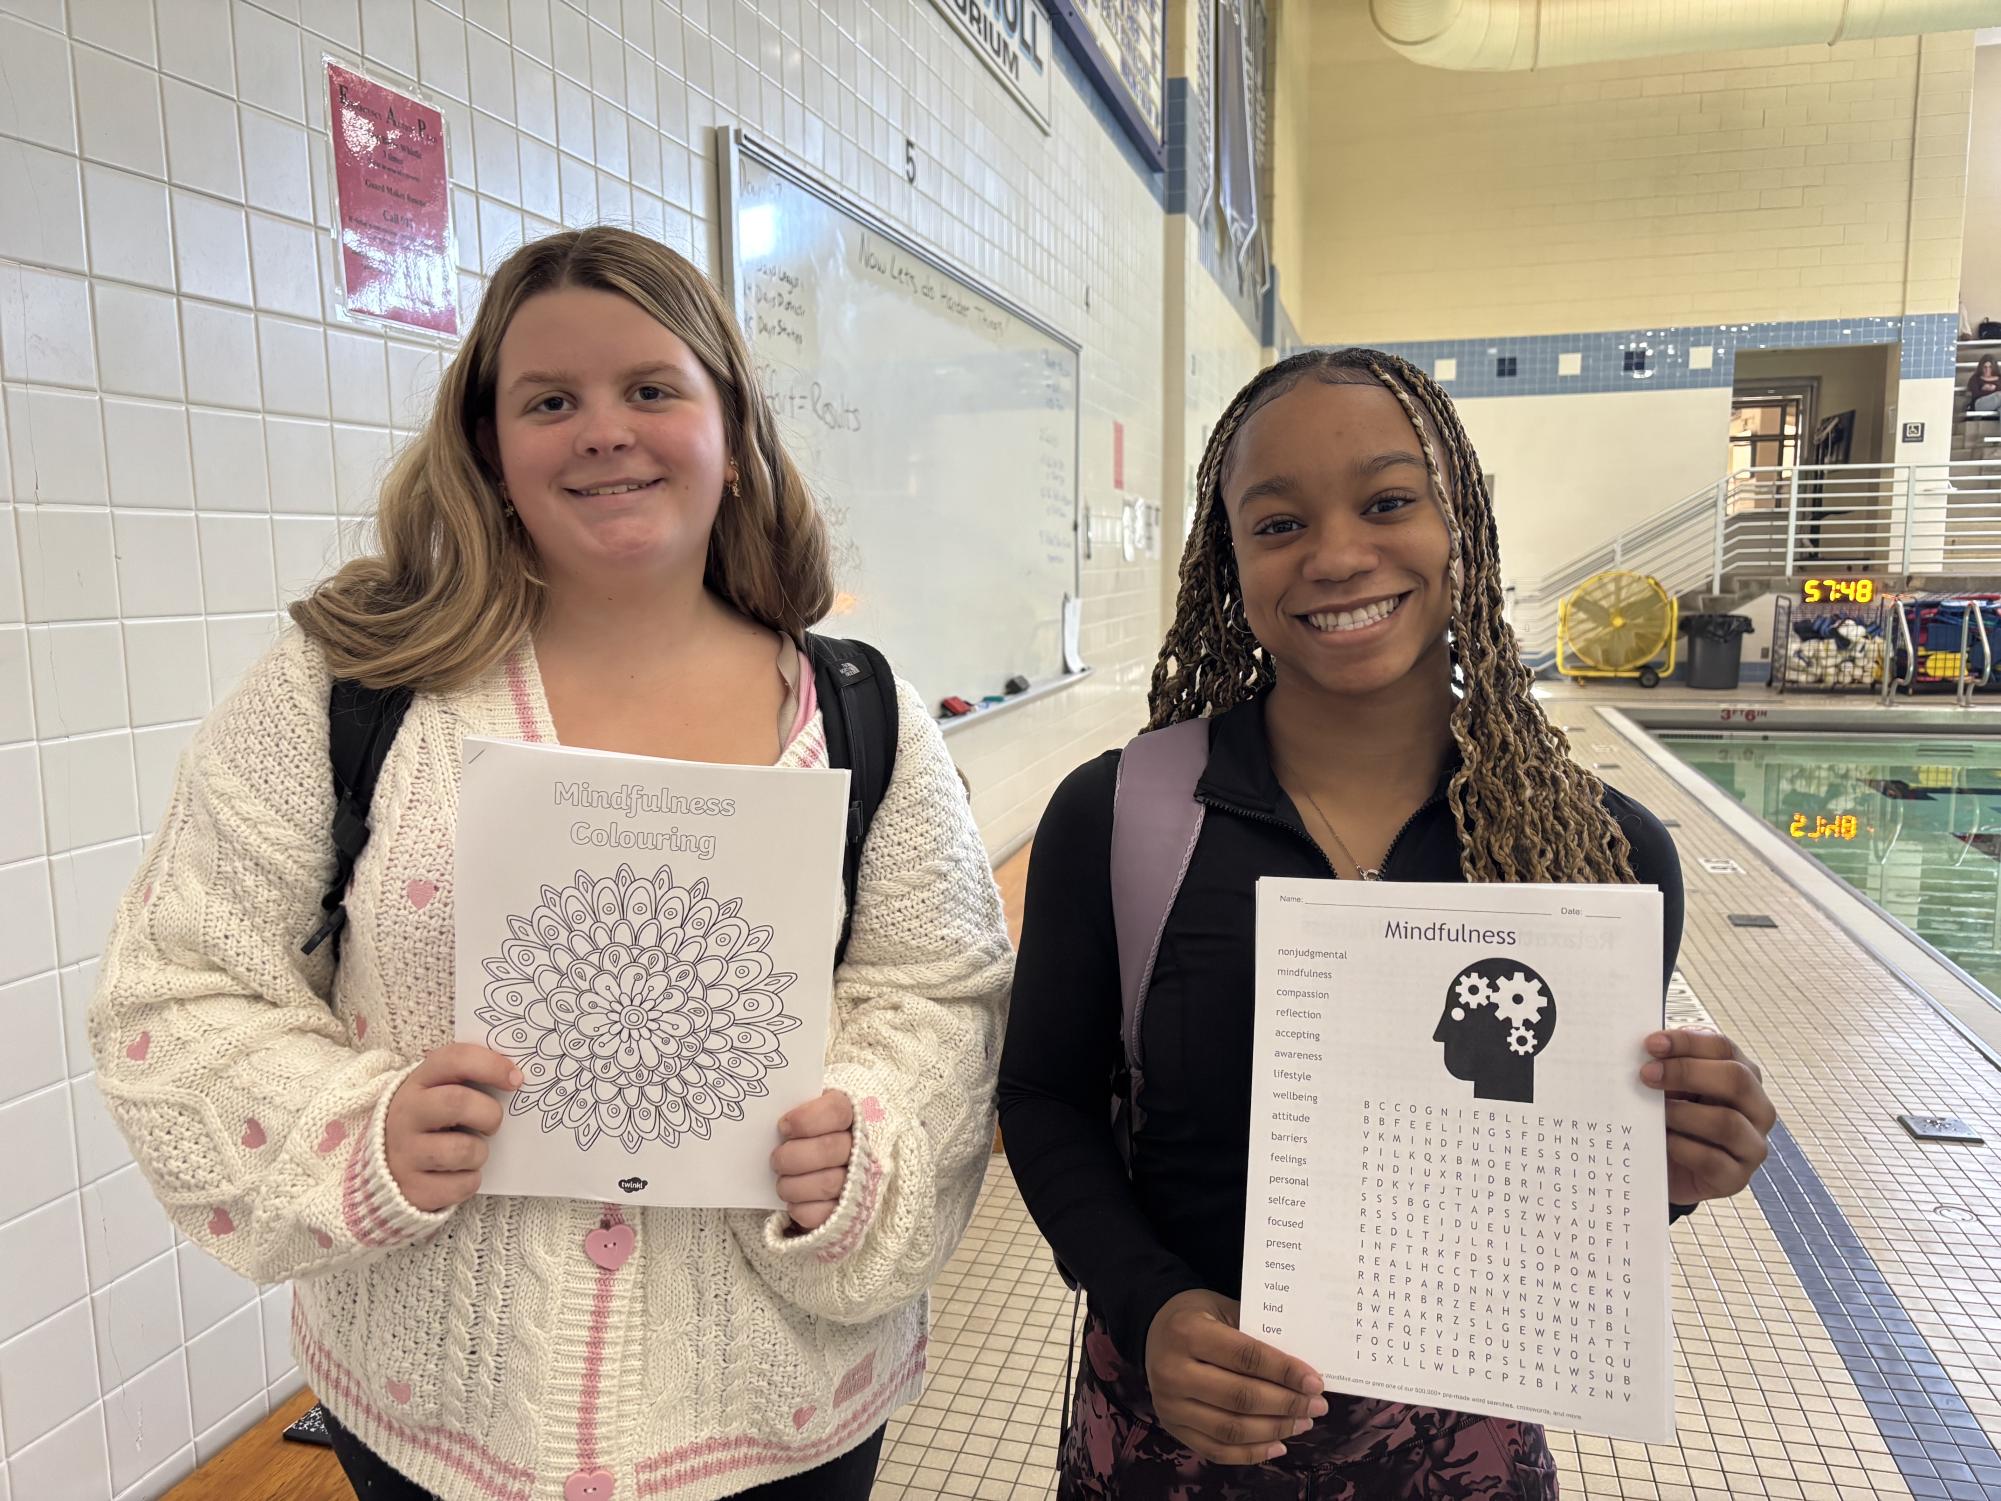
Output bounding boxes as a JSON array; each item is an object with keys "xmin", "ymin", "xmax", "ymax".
[
  {"xmin": 1244, "ymin": 879, "xmax": 1674, "ymax": 1443},
  {"xmin": 454, "ymin": 736, "xmax": 848, "ymax": 1209}
]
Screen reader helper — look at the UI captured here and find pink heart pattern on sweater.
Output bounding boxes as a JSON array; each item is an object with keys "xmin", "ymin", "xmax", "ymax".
[
  {"xmin": 241, "ymin": 1119, "xmax": 266, "ymax": 1149},
  {"xmin": 386, "ymin": 1378, "xmax": 412, "ymax": 1405},
  {"xmin": 406, "ymin": 879, "xmax": 437, "ymax": 909},
  {"xmin": 208, "ymin": 1207, "xmax": 235, "ymax": 1237},
  {"xmin": 791, "ymin": 1405, "xmax": 815, "ymax": 1430},
  {"xmin": 859, "ymin": 1097, "xmax": 886, "ymax": 1125},
  {"xmin": 317, "ymin": 1120, "xmax": 347, "ymax": 1155},
  {"xmin": 125, "ymin": 1032, "xmax": 150, "ymax": 1062},
  {"xmin": 354, "ymin": 1015, "xmax": 369, "ymax": 1040},
  {"xmin": 312, "ymin": 1228, "xmax": 334, "ymax": 1249}
]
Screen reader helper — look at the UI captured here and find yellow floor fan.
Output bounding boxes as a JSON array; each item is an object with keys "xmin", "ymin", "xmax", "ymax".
[{"xmin": 1556, "ymin": 570, "xmax": 1678, "ymax": 688}]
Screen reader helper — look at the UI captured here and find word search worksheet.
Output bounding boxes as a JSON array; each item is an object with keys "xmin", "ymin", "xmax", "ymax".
[{"xmin": 1245, "ymin": 879, "xmax": 1674, "ymax": 1443}]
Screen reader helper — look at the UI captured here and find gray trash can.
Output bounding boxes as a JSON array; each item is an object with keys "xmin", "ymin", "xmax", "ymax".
[{"xmin": 1685, "ymin": 614, "xmax": 1753, "ymax": 690}]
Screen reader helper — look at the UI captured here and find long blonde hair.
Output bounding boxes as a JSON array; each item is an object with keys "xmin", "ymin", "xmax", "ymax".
[
  {"xmin": 291, "ymin": 228, "xmax": 832, "ymax": 689},
  {"xmin": 1150, "ymin": 348, "xmax": 1635, "ymax": 884}
]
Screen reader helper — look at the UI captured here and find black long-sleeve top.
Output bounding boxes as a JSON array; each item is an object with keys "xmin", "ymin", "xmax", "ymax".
[{"xmin": 997, "ymin": 694, "xmax": 1686, "ymax": 1367}]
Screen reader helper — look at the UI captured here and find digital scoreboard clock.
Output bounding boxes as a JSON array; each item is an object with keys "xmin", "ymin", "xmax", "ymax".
[
  {"xmin": 1789, "ymin": 812, "xmax": 1860, "ymax": 841},
  {"xmin": 1800, "ymin": 579, "xmax": 1877, "ymax": 604}
]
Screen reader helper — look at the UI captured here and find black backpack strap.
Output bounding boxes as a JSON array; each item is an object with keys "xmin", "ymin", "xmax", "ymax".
[
  {"xmin": 303, "ymin": 679, "xmax": 415, "ymax": 960},
  {"xmin": 805, "ymin": 633, "xmax": 899, "ymax": 966}
]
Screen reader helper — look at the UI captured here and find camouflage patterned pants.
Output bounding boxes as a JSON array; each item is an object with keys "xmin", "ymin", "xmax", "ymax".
[{"xmin": 1057, "ymin": 1316, "xmax": 1559, "ymax": 1501}]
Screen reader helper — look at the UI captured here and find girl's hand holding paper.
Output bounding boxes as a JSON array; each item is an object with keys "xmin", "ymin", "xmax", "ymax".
[
  {"xmin": 1144, "ymin": 1289, "xmax": 1328, "ymax": 1466},
  {"xmin": 385, "ymin": 1043, "xmax": 522, "ymax": 1211},
  {"xmin": 1640, "ymin": 1027, "xmax": 1776, "ymax": 1203},
  {"xmin": 774, "ymin": 1088, "xmax": 855, "ymax": 1231}
]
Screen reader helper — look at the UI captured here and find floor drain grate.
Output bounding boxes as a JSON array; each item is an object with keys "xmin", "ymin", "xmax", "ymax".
[
  {"xmin": 1897, "ymin": 1113, "xmax": 1985, "ymax": 1144},
  {"xmin": 1728, "ymin": 913, "xmax": 1777, "ymax": 928},
  {"xmin": 1698, "ymin": 857, "xmax": 1743, "ymax": 874},
  {"xmin": 1660, "ymin": 818, "xmax": 1680, "ymax": 828}
]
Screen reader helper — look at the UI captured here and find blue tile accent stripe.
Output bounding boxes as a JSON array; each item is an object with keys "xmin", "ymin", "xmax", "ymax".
[
  {"xmin": 1900, "ymin": 311, "xmax": 1961, "ymax": 380},
  {"xmin": 1751, "ymin": 1121, "xmax": 2001, "ymax": 1501},
  {"xmin": 1164, "ymin": 76, "xmax": 1191, "ymax": 214},
  {"xmin": 1163, "ymin": 72, "xmax": 1262, "ymax": 340},
  {"xmin": 1322, "ymin": 312, "xmax": 1959, "ymax": 399}
]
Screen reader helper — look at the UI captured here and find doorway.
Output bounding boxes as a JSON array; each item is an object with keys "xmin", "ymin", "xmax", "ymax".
[{"xmin": 1728, "ymin": 382, "xmax": 1816, "ymax": 478}]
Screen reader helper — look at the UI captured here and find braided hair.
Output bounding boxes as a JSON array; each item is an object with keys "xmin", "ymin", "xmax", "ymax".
[{"xmin": 1147, "ymin": 348, "xmax": 1634, "ymax": 884}]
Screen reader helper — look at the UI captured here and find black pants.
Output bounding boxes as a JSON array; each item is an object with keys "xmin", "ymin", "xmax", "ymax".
[{"xmin": 324, "ymin": 1407, "xmax": 885, "ymax": 1501}]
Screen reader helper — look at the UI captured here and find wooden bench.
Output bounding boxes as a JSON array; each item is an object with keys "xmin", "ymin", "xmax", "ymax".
[{"xmin": 162, "ymin": 1392, "xmax": 346, "ymax": 1501}]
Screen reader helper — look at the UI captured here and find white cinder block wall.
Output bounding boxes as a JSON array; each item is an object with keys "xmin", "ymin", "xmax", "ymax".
[
  {"xmin": 1299, "ymin": 16, "xmax": 1972, "ymax": 340},
  {"xmin": 1965, "ymin": 43, "xmax": 2001, "ymax": 323},
  {"xmin": 0, "ymin": 0, "xmax": 1172, "ymax": 1495}
]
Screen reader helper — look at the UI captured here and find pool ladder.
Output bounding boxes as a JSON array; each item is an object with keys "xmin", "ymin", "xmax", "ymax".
[
  {"xmin": 1882, "ymin": 600, "xmax": 1995, "ymax": 706},
  {"xmin": 1957, "ymin": 605, "xmax": 1993, "ymax": 708}
]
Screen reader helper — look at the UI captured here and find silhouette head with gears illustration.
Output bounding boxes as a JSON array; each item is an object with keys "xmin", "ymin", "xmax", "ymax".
[{"xmin": 1433, "ymin": 957, "xmax": 1556, "ymax": 1103}]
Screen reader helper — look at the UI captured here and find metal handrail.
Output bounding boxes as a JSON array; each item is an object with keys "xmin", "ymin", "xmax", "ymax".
[
  {"xmin": 1958, "ymin": 600, "xmax": 1994, "ymax": 707},
  {"xmin": 1958, "ymin": 606, "xmax": 1977, "ymax": 707},
  {"xmin": 1952, "ymin": 799, "xmax": 1984, "ymax": 868},
  {"xmin": 1870, "ymin": 799, "xmax": 1906, "ymax": 867},
  {"xmin": 1511, "ymin": 459, "xmax": 2001, "ymax": 658},
  {"xmin": 1887, "ymin": 601, "xmax": 1917, "ymax": 702}
]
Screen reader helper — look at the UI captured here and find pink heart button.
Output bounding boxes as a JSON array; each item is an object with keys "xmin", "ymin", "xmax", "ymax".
[
  {"xmin": 584, "ymin": 1223, "xmax": 635, "ymax": 1272},
  {"xmin": 564, "ymin": 1469, "xmax": 617, "ymax": 1501}
]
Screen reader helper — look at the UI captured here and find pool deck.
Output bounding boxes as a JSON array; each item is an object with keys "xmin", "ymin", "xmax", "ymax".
[
  {"xmin": 870, "ymin": 681, "xmax": 2001, "ymax": 1501},
  {"xmin": 1536, "ymin": 680, "xmax": 2001, "ymax": 1500},
  {"xmin": 1591, "ymin": 692, "xmax": 2001, "ymax": 1067}
]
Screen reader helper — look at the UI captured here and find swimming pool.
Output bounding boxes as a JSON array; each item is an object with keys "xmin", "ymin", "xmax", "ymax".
[{"xmin": 1661, "ymin": 732, "xmax": 2001, "ymax": 999}]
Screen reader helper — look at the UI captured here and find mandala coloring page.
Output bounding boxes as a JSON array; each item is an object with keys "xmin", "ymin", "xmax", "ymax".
[
  {"xmin": 478, "ymin": 864, "xmax": 801, "ymax": 1152},
  {"xmin": 453, "ymin": 737, "xmax": 848, "ymax": 1208}
]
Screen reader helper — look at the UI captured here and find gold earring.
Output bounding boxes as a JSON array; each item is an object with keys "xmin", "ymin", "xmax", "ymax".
[
  {"xmin": 499, "ymin": 482, "xmax": 516, "ymax": 519},
  {"xmin": 727, "ymin": 475, "xmax": 742, "ymax": 500}
]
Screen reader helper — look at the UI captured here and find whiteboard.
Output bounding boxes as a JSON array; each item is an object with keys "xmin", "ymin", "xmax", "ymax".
[{"xmin": 720, "ymin": 133, "xmax": 1082, "ymax": 716}]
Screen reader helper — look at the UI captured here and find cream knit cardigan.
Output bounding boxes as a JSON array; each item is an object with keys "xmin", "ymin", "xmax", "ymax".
[{"xmin": 89, "ymin": 629, "xmax": 1013, "ymax": 1501}]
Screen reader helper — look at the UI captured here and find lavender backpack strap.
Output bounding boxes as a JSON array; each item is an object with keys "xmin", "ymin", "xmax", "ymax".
[{"xmin": 1108, "ymin": 716, "xmax": 1211, "ymax": 1155}]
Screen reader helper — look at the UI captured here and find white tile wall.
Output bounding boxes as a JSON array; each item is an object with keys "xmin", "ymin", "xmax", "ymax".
[
  {"xmin": 0, "ymin": 976, "xmax": 65, "ymax": 1106},
  {"xmin": 1, "ymin": 0, "xmax": 1175, "ymax": 1492}
]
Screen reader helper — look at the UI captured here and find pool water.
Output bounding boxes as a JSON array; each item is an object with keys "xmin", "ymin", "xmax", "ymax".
[{"xmin": 1662, "ymin": 733, "xmax": 2001, "ymax": 999}]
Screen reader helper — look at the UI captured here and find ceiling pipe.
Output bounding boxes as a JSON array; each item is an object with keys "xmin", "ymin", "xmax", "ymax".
[{"xmin": 1369, "ymin": 0, "xmax": 1999, "ymax": 70}]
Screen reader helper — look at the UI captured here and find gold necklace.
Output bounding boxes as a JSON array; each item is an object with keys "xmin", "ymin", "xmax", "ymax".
[{"xmin": 1279, "ymin": 763, "xmax": 1384, "ymax": 881}]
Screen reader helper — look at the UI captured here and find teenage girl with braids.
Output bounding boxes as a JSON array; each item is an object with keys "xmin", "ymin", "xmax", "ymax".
[{"xmin": 999, "ymin": 349, "xmax": 1778, "ymax": 1499}]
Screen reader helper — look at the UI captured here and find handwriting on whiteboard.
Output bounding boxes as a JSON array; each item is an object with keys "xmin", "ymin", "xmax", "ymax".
[
  {"xmin": 856, "ymin": 232, "xmax": 1009, "ymax": 339},
  {"xmin": 748, "ymin": 263, "xmax": 807, "ymax": 350}
]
